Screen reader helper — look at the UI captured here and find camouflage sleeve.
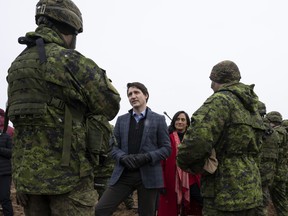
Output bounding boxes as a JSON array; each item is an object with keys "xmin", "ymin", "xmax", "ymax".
[
  {"xmin": 176, "ymin": 93, "xmax": 230, "ymax": 173},
  {"xmin": 65, "ymin": 52, "xmax": 121, "ymax": 121},
  {"xmin": 82, "ymin": 59, "xmax": 121, "ymax": 121},
  {"xmin": 274, "ymin": 127, "xmax": 288, "ymax": 182}
]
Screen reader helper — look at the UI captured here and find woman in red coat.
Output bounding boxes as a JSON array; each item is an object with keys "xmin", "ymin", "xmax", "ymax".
[{"xmin": 158, "ymin": 111, "xmax": 202, "ymax": 216}]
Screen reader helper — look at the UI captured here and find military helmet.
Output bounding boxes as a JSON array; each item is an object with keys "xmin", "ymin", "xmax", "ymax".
[
  {"xmin": 282, "ymin": 119, "xmax": 288, "ymax": 128},
  {"xmin": 209, "ymin": 60, "xmax": 241, "ymax": 84},
  {"xmin": 266, "ymin": 111, "xmax": 283, "ymax": 123},
  {"xmin": 35, "ymin": 0, "xmax": 83, "ymax": 33},
  {"xmin": 257, "ymin": 101, "xmax": 266, "ymax": 116}
]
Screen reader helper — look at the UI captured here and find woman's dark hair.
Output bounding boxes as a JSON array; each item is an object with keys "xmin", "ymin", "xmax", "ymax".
[
  {"xmin": 168, "ymin": 111, "xmax": 190, "ymax": 134},
  {"xmin": 127, "ymin": 82, "xmax": 149, "ymax": 102}
]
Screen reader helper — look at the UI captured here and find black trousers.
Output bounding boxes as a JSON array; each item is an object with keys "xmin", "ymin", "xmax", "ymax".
[
  {"xmin": 0, "ymin": 175, "xmax": 13, "ymax": 216},
  {"xmin": 95, "ymin": 170, "xmax": 158, "ymax": 216}
]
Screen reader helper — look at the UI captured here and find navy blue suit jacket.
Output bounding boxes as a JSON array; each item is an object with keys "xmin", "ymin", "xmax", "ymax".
[{"xmin": 109, "ymin": 107, "xmax": 171, "ymax": 188}]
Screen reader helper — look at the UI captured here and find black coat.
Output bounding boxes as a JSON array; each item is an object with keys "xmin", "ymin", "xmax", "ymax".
[{"xmin": 0, "ymin": 131, "xmax": 12, "ymax": 175}]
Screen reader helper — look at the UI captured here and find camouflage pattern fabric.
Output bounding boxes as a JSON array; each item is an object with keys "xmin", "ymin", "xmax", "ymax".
[
  {"xmin": 94, "ymin": 156, "xmax": 115, "ymax": 199},
  {"xmin": 269, "ymin": 125, "xmax": 288, "ymax": 216},
  {"xmin": 36, "ymin": 0, "xmax": 83, "ymax": 33},
  {"xmin": 259, "ymin": 123, "xmax": 279, "ymax": 185},
  {"xmin": 256, "ymin": 121, "xmax": 280, "ymax": 215},
  {"xmin": 7, "ymin": 25, "xmax": 121, "ymax": 194},
  {"xmin": 270, "ymin": 126, "xmax": 288, "ymax": 184},
  {"xmin": 266, "ymin": 111, "xmax": 283, "ymax": 123},
  {"xmin": 177, "ymin": 82, "xmax": 265, "ymax": 211},
  {"xmin": 209, "ymin": 60, "xmax": 241, "ymax": 84},
  {"xmin": 94, "ymin": 125, "xmax": 115, "ymax": 198},
  {"xmin": 203, "ymin": 201, "xmax": 257, "ymax": 216},
  {"xmin": 23, "ymin": 176, "xmax": 97, "ymax": 216},
  {"xmin": 282, "ymin": 119, "xmax": 288, "ymax": 128}
]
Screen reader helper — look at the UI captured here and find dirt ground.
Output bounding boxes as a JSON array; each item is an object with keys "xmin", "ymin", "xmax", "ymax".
[{"xmin": 0, "ymin": 186, "xmax": 277, "ymax": 216}]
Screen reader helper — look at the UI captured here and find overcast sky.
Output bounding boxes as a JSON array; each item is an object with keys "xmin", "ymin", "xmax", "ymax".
[{"xmin": 1, "ymin": 1, "xmax": 288, "ymax": 125}]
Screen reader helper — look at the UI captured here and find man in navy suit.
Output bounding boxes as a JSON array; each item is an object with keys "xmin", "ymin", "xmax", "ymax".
[{"xmin": 95, "ymin": 82, "xmax": 171, "ymax": 216}]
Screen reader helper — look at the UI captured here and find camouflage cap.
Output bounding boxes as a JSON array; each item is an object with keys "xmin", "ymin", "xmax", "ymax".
[
  {"xmin": 35, "ymin": 0, "xmax": 83, "ymax": 33},
  {"xmin": 257, "ymin": 101, "xmax": 266, "ymax": 116},
  {"xmin": 209, "ymin": 60, "xmax": 241, "ymax": 84},
  {"xmin": 266, "ymin": 111, "xmax": 283, "ymax": 123}
]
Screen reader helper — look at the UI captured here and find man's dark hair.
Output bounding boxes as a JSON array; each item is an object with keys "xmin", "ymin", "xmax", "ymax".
[{"xmin": 127, "ymin": 82, "xmax": 149, "ymax": 102}]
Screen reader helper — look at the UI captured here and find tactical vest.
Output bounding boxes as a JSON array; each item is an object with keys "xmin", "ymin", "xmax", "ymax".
[
  {"xmin": 261, "ymin": 124, "xmax": 279, "ymax": 160},
  {"xmin": 7, "ymin": 37, "xmax": 86, "ymax": 167}
]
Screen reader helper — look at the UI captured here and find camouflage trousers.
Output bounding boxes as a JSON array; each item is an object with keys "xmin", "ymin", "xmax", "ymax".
[
  {"xmin": 255, "ymin": 185, "xmax": 271, "ymax": 216},
  {"xmin": 203, "ymin": 199, "xmax": 257, "ymax": 216},
  {"xmin": 203, "ymin": 206, "xmax": 256, "ymax": 216},
  {"xmin": 23, "ymin": 176, "xmax": 98, "ymax": 216},
  {"xmin": 270, "ymin": 181, "xmax": 288, "ymax": 216}
]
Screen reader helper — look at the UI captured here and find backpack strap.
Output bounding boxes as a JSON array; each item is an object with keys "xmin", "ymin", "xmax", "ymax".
[
  {"xmin": 18, "ymin": 36, "xmax": 47, "ymax": 64},
  {"xmin": 35, "ymin": 38, "xmax": 47, "ymax": 64}
]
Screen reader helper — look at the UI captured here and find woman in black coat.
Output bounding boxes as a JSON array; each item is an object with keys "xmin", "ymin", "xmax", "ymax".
[{"xmin": 0, "ymin": 130, "xmax": 13, "ymax": 216}]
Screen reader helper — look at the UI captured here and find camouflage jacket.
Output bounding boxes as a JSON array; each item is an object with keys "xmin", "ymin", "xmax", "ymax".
[
  {"xmin": 273, "ymin": 125, "xmax": 288, "ymax": 183},
  {"xmin": 6, "ymin": 25, "xmax": 121, "ymax": 194},
  {"xmin": 177, "ymin": 82, "xmax": 265, "ymax": 211},
  {"xmin": 259, "ymin": 122, "xmax": 279, "ymax": 186}
]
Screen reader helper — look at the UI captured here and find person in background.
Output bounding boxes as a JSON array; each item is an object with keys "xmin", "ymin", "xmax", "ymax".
[
  {"xmin": 177, "ymin": 60, "xmax": 265, "ymax": 215},
  {"xmin": 95, "ymin": 82, "xmax": 171, "ymax": 216},
  {"xmin": 158, "ymin": 111, "xmax": 202, "ymax": 216},
  {"xmin": 6, "ymin": 0, "xmax": 121, "ymax": 215},
  {"xmin": 256, "ymin": 102, "xmax": 280, "ymax": 216},
  {"xmin": 282, "ymin": 119, "xmax": 288, "ymax": 130},
  {"xmin": 0, "ymin": 109, "xmax": 14, "ymax": 137},
  {"xmin": 0, "ymin": 126, "xmax": 13, "ymax": 216},
  {"xmin": 265, "ymin": 111, "xmax": 288, "ymax": 216}
]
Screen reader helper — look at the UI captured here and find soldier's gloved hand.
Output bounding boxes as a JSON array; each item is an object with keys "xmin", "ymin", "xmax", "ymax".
[
  {"xmin": 133, "ymin": 153, "xmax": 152, "ymax": 167},
  {"xmin": 120, "ymin": 154, "xmax": 138, "ymax": 170},
  {"xmin": 16, "ymin": 192, "xmax": 28, "ymax": 207}
]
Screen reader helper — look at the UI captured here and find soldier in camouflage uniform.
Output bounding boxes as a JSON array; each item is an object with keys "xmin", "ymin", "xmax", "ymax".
[
  {"xmin": 177, "ymin": 60, "xmax": 265, "ymax": 215},
  {"xmin": 282, "ymin": 119, "xmax": 288, "ymax": 129},
  {"xmin": 6, "ymin": 0, "xmax": 121, "ymax": 215},
  {"xmin": 94, "ymin": 125, "xmax": 115, "ymax": 199},
  {"xmin": 94, "ymin": 127, "xmax": 135, "ymax": 209},
  {"xmin": 265, "ymin": 111, "xmax": 288, "ymax": 216},
  {"xmin": 256, "ymin": 102, "xmax": 280, "ymax": 216}
]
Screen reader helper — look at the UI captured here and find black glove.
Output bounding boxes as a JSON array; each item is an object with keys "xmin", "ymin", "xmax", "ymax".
[
  {"xmin": 159, "ymin": 188, "xmax": 167, "ymax": 195},
  {"xmin": 16, "ymin": 192, "xmax": 28, "ymax": 207},
  {"xmin": 120, "ymin": 153, "xmax": 152, "ymax": 170},
  {"xmin": 120, "ymin": 154, "xmax": 138, "ymax": 170},
  {"xmin": 133, "ymin": 153, "xmax": 152, "ymax": 167}
]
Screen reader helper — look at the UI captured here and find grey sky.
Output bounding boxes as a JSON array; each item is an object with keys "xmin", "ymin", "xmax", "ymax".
[{"xmin": 1, "ymin": 1, "xmax": 287, "ymax": 125}]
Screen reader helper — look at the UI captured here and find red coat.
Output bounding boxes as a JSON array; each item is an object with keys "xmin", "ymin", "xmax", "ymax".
[
  {"xmin": 158, "ymin": 132, "xmax": 202, "ymax": 216},
  {"xmin": 0, "ymin": 115, "xmax": 14, "ymax": 137}
]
